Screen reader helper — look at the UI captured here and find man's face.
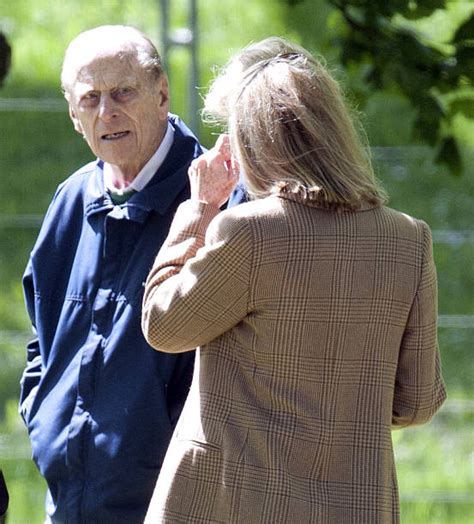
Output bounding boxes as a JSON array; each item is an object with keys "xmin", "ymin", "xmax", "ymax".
[{"xmin": 67, "ymin": 50, "xmax": 169, "ymax": 180}]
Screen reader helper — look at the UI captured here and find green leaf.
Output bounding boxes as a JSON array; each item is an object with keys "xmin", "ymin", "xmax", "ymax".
[
  {"xmin": 368, "ymin": 0, "xmax": 403, "ymax": 18},
  {"xmin": 340, "ymin": 36, "xmax": 368, "ymax": 65},
  {"xmin": 394, "ymin": 28, "xmax": 441, "ymax": 67},
  {"xmin": 437, "ymin": 57, "xmax": 464, "ymax": 91},
  {"xmin": 401, "ymin": 0, "xmax": 445, "ymax": 20},
  {"xmin": 453, "ymin": 14, "xmax": 474, "ymax": 44},
  {"xmin": 456, "ymin": 43, "xmax": 474, "ymax": 82},
  {"xmin": 447, "ymin": 92, "xmax": 474, "ymax": 118},
  {"xmin": 435, "ymin": 136, "xmax": 463, "ymax": 176},
  {"xmin": 416, "ymin": 0, "xmax": 445, "ymax": 8},
  {"xmin": 414, "ymin": 95, "xmax": 445, "ymax": 145}
]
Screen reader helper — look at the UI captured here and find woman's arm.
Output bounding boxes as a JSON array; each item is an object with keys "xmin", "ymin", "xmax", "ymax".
[
  {"xmin": 392, "ymin": 222, "xmax": 447, "ymax": 428},
  {"xmin": 142, "ymin": 135, "xmax": 250, "ymax": 353},
  {"xmin": 142, "ymin": 201, "xmax": 252, "ymax": 353}
]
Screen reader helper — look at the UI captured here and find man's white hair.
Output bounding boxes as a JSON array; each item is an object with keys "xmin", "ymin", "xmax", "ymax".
[{"xmin": 61, "ymin": 25, "xmax": 164, "ymax": 97}]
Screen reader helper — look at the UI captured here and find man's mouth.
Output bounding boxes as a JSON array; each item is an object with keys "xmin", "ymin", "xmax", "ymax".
[{"xmin": 101, "ymin": 131, "xmax": 130, "ymax": 140}]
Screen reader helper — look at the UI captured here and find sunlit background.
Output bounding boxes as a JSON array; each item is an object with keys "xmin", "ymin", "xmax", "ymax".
[{"xmin": 0, "ymin": 1, "xmax": 473, "ymax": 522}]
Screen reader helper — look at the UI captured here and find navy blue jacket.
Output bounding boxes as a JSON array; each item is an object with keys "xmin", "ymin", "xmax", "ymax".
[{"xmin": 20, "ymin": 116, "xmax": 203, "ymax": 523}]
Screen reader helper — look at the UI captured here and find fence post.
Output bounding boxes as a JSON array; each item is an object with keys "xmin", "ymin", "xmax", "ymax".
[{"xmin": 158, "ymin": 0, "xmax": 200, "ymax": 134}]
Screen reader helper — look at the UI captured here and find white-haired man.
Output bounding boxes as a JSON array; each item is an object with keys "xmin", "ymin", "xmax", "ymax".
[{"xmin": 19, "ymin": 25, "xmax": 215, "ymax": 523}]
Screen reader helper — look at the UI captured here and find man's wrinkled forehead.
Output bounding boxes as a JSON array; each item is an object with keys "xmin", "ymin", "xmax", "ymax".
[
  {"xmin": 75, "ymin": 50, "xmax": 140, "ymax": 82},
  {"xmin": 70, "ymin": 42, "xmax": 137, "ymax": 77},
  {"xmin": 63, "ymin": 32, "xmax": 145, "ymax": 93}
]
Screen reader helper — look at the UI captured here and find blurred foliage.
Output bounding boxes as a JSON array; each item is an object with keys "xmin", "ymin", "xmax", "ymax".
[
  {"xmin": 0, "ymin": 1, "xmax": 473, "ymax": 521},
  {"xmin": 283, "ymin": 0, "xmax": 474, "ymax": 176}
]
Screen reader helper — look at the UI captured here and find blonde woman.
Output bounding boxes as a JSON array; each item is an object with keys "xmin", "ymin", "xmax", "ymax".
[{"xmin": 142, "ymin": 37, "xmax": 446, "ymax": 523}]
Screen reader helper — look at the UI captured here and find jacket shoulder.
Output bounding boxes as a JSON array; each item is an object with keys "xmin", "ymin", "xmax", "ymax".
[
  {"xmin": 54, "ymin": 160, "xmax": 97, "ymax": 197},
  {"xmin": 41, "ymin": 160, "xmax": 98, "ymax": 221},
  {"xmin": 377, "ymin": 205, "xmax": 432, "ymax": 240},
  {"xmin": 208, "ymin": 197, "xmax": 283, "ymax": 236}
]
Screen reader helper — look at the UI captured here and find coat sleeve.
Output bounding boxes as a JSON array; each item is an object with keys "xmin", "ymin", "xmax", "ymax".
[
  {"xmin": 19, "ymin": 261, "xmax": 43, "ymax": 425},
  {"xmin": 142, "ymin": 200, "xmax": 252, "ymax": 353},
  {"xmin": 392, "ymin": 221, "xmax": 446, "ymax": 428}
]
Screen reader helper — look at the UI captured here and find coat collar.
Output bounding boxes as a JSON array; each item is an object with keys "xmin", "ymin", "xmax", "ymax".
[
  {"xmin": 84, "ymin": 115, "xmax": 202, "ymax": 222},
  {"xmin": 274, "ymin": 183, "xmax": 378, "ymax": 212}
]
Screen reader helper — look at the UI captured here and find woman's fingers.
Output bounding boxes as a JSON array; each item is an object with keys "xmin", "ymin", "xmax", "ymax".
[
  {"xmin": 215, "ymin": 134, "xmax": 231, "ymax": 160},
  {"xmin": 187, "ymin": 134, "xmax": 240, "ymax": 207}
]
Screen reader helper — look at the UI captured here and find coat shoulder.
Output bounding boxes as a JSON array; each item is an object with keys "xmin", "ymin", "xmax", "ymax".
[
  {"xmin": 54, "ymin": 160, "xmax": 97, "ymax": 198},
  {"xmin": 378, "ymin": 206, "xmax": 431, "ymax": 238}
]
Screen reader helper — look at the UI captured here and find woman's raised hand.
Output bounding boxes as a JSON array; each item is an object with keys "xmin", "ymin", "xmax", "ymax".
[{"xmin": 188, "ymin": 134, "xmax": 240, "ymax": 208}]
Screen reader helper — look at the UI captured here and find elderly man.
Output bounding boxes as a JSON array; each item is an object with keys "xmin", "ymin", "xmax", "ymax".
[{"xmin": 19, "ymin": 25, "xmax": 205, "ymax": 523}]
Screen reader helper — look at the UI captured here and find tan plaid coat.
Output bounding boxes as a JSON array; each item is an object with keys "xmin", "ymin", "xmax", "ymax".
[{"xmin": 142, "ymin": 193, "xmax": 446, "ymax": 523}]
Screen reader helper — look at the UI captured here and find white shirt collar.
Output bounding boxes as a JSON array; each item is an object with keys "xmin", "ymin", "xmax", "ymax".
[{"xmin": 103, "ymin": 121, "xmax": 175, "ymax": 195}]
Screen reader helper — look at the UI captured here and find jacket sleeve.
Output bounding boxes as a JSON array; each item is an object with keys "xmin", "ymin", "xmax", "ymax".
[
  {"xmin": 392, "ymin": 222, "xmax": 446, "ymax": 428},
  {"xmin": 18, "ymin": 182, "xmax": 74, "ymax": 425},
  {"xmin": 19, "ymin": 261, "xmax": 43, "ymax": 425},
  {"xmin": 142, "ymin": 200, "xmax": 251, "ymax": 353},
  {"xmin": 166, "ymin": 351, "xmax": 195, "ymax": 427}
]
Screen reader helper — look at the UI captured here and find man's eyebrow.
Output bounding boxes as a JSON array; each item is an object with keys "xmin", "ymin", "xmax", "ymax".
[
  {"xmin": 113, "ymin": 83, "xmax": 138, "ymax": 89},
  {"xmin": 77, "ymin": 87, "xmax": 98, "ymax": 97}
]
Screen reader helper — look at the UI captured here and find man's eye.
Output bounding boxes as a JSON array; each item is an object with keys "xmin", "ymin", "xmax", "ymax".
[
  {"xmin": 81, "ymin": 92, "xmax": 99, "ymax": 105},
  {"xmin": 114, "ymin": 87, "xmax": 135, "ymax": 100}
]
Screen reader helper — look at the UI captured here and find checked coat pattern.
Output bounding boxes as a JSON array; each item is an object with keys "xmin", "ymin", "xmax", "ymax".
[{"xmin": 142, "ymin": 192, "xmax": 446, "ymax": 524}]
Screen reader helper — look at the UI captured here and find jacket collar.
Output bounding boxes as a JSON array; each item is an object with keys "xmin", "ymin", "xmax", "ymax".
[
  {"xmin": 274, "ymin": 183, "xmax": 378, "ymax": 212},
  {"xmin": 84, "ymin": 115, "xmax": 203, "ymax": 222}
]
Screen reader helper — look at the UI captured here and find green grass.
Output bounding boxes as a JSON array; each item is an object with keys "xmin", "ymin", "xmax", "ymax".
[
  {"xmin": 0, "ymin": 401, "xmax": 47, "ymax": 523},
  {"xmin": 396, "ymin": 409, "xmax": 474, "ymax": 524},
  {"xmin": 1, "ymin": 458, "xmax": 46, "ymax": 524}
]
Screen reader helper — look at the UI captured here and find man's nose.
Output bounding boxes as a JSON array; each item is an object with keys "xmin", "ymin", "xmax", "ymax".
[{"xmin": 98, "ymin": 95, "xmax": 118, "ymax": 122}]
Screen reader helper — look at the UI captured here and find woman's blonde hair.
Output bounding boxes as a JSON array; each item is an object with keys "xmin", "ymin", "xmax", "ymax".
[{"xmin": 204, "ymin": 37, "xmax": 387, "ymax": 210}]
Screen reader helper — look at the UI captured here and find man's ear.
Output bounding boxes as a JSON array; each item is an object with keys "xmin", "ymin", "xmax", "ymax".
[
  {"xmin": 157, "ymin": 75, "xmax": 170, "ymax": 120},
  {"xmin": 69, "ymin": 105, "xmax": 84, "ymax": 135}
]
